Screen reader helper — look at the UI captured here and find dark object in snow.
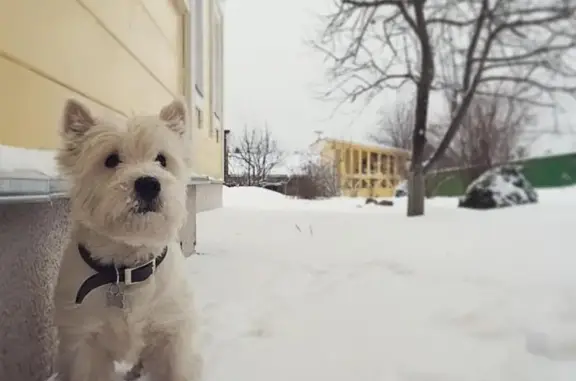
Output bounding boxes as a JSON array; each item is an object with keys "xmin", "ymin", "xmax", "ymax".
[
  {"xmin": 458, "ymin": 165, "xmax": 538, "ymax": 210},
  {"xmin": 395, "ymin": 189, "xmax": 407, "ymax": 197},
  {"xmin": 394, "ymin": 180, "xmax": 408, "ymax": 197},
  {"xmin": 365, "ymin": 198, "xmax": 394, "ymax": 206}
]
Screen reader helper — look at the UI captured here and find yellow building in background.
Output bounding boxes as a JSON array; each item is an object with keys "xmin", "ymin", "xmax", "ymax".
[
  {"xmin": 314, "ymin": 138, "xmax": 410, "ymax": 198},
  {"xmin": 0, "ymin": 0, "xmax": 224, "ymax": 181}
]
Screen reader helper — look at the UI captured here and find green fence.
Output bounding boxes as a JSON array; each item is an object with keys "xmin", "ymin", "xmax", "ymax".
[{"xmin": 428, "ymin": 152, "xmax": 576, "ymax": 197}]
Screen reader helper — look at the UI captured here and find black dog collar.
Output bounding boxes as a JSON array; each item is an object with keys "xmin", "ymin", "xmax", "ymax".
[{"xmin": 75, "ymin": 244, "xmax": 168, "ymax": 304}]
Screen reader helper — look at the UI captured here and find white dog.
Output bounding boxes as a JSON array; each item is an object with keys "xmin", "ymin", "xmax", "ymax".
[{"xmin": 53, "ymin": 98, "xmax": 201, "ymax": 381}]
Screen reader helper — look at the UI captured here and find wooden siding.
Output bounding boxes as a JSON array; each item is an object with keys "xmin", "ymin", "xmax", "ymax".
[{"xmin": 0, "ymin": 0, "xmax": 183, "ymax": 149}]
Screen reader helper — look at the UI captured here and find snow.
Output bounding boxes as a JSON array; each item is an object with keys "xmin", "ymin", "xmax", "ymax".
[
  {"xmin": 224, "ymin": 186, "xmax": 291, "ymax": 207},
  {"xmin": 0, "ymin": 145, "xmax": 59, "ymax": 177},
  {"xmin": 189, "ymin": 186, "xmax": 576, "ymax": 381},
  {"xmin": 51, "ymin": 185, "xmax": 576, "ymax": 381},
  {"xmin": 317, "ymin": 136, "xmax": 408, "ymax": 154},
  {"xmin": 194, "ymin": 186, "xmax": 576, "ymax": 381}
]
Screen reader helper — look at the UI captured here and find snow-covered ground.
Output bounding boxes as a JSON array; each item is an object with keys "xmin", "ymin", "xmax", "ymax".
[
  {"xmin": 185, "ymin": 186, "xmax": 576, "ymax": 381},
  {"xmin": 48, "ymin": 186, "xmax": 576, "ymax": 381}
]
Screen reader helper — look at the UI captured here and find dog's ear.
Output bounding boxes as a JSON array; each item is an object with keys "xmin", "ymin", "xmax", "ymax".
[
  {"xmin": 62, "ymin": 99, "xmax": 95, "ymax": 138},
  {"xmin": 159, "ymin": 99, "xmax": 187, "ymax": 137}
]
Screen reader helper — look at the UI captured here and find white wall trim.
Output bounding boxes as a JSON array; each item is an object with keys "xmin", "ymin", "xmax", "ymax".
[
  {"xmin": 193, "ymin": 0, "xmax": 206, "ymax": 98},
  {"xmin": 182, "ymin": 4, "xmax": 194, "ymax": 136}
]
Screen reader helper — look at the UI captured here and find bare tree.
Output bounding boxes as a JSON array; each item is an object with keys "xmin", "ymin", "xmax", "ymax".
[
  {"xmin": 373, "ymin": 94, "xmax": 533, "ymax": 177},
  {"xmin": 292, "ymin": 146, "xmax": 342, "ymax": 199},
  {"xmin": 446, "ymin": 97, "xmax": 532, "ymax": 166},
  {"xmin": 228, "ymin": 124, "xmax": 284, "ymax": 186},
  {"xmin": 428, "ymin": 95, "xmax": 535, "ymax": 185},
  {"xmin": 370, "ymin": 100, "xmax": 459, "ymax": 171},
  {"xmin": 313, "ymin": 0, "xmax": 576, "ymax": 216},
  {"xmin": 369, "ymin": 100, "xmax": 415, "ymax": 150},
  {"xmin": 298, "ymin": 159, "xmax": 342, "ymax": 199}
]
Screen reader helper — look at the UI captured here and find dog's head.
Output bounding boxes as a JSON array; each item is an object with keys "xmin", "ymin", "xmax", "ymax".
[{"xmin": 57, "ymin": 99, "xmax": 192, "ymax": 246}]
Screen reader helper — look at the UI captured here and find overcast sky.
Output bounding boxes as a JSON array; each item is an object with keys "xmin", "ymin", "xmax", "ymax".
[{"xmin": 222, "ymin": 0, "xmax": 576, "ymax": 157}]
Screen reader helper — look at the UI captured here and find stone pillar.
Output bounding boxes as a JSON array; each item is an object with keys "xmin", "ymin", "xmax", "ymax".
[
  {"xmin": 180, "ymin": 184, "xmax": 197, "ymax": 257},
  {"xmin": 0, "ymin": 183, "xmax": 203, "ymax": 381},
  {"xmin": 347, "ymin": 148, "xmax": 353, "ymax": 176},
  {"xmin": 0, "ymin": 199, "xmax": 69, "ymax": 381}
]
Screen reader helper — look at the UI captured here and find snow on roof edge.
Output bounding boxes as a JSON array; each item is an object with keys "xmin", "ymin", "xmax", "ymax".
[
  {"xmin": 0, "ymin": 144, "xmax": 59, "ymax": 177},
  {"xmin": 0, "ymin": 144, "xmax": 213, "ymax": 180},
  {"xmin": 315, "ymin": 137, "xmax": 411, "ymax": 154}
]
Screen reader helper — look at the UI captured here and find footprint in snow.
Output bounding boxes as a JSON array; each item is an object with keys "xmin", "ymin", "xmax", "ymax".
[{"xmin": 525, "ymin": 330, "xmax": 576, "ymax": 361}]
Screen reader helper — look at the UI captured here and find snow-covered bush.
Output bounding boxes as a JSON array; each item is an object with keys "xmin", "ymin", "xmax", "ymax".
[{"xmin": 458, "ymin": 165, "xmax": 538, "ymax": 209}]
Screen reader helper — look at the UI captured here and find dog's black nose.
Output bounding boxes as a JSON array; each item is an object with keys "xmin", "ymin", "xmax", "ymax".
[{"xmin": 134, "ymin": 176, "xmax": 161, "ymax": 201}]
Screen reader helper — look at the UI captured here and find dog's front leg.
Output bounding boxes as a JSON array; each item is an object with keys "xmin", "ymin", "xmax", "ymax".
[
  {"xmin": 141, "ymin": 323, "xmax": 203, "ymax": 381},
  {"xmin": 56, "ymin": 334, "xmax": 118, "ymax": 381}
]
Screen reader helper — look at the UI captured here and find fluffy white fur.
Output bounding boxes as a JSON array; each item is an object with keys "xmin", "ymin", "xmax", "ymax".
[{"xmin": 53, "ymin": 99, "xmax": 201, "ymax": 381}]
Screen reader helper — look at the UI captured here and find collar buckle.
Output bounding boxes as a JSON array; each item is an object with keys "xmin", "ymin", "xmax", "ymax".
[{"xmin": 124, "ymin": 259, "xmax": 156, "ymax": 285}]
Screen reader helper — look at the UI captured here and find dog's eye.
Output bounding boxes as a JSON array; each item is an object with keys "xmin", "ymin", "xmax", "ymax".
[
  {"xmin": 104, "ymin": 153, "xmax": 121, "ymax": 169},
  {"xmin": 155, "ymin": 154, "xmax": 167, "ymax": 168}
]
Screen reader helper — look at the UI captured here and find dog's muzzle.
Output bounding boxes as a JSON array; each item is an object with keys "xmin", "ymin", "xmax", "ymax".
[{"xmin": 134, "ymin": 176, "xmax": 161, "ymax": 213}]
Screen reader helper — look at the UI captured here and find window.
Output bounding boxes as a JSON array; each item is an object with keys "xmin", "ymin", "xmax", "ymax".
[
  {"xmin": 361, "ymin": 151, "xmax": 368, "ymax": 173},
  {"xmin": 370, "ymin": 152, "xmax": 378, "ymax": 173},
  {"xmin": 380, "ymin": 154, "xmax": 388, "ymax": 174},
  {"xmin": 194, "ymin": 0, "xmax": 204, "ymax": 96}
]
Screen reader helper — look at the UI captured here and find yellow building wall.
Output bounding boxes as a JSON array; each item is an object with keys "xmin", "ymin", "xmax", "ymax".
[
  {"xmin": 189, "ymin": 0, "xmax": 224, "ymax": 179},
  {"xmin": 320, "ymin": 139, "xmax": 410, "ymax": 198},
  {"xmin": 0, "ymin": 0, "xmax": 225, "ymax": 180},
  {"xmin": 0, "ymin": 0, "xmax": 185, "ymax": 150}
]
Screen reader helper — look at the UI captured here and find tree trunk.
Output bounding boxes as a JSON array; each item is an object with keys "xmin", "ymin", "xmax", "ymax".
[
  {"xmin": 406, "ymin": 2, "xmax": 434, "ymax": 217},
  {"xmin": 407, "ymin": 167, "xmax": 425, "ymax": 217}
]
